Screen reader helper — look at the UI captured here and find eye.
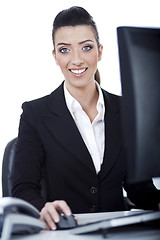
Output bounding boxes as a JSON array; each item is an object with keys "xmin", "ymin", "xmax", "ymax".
[
  {"xmin": 82, "ymin": 45, "xmax": 93, "ymax": 51},
  {"xmin": 59, "ymin": 48, "xmax": 70, "ymax": 53}
]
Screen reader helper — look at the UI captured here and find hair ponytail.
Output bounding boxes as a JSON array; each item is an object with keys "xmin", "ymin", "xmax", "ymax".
[{"xmin": 95, "ymin": 69, "xmax": 101, "ymax": 85}]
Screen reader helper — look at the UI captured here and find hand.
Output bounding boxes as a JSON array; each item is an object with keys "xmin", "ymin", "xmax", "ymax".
[
  {"xmin": 40, "ymin": 200, "xmax": 72, "ymax": 230},
  {"xmin": 158, "ymin": 202, "xmax": 160, "ymax": 210}
]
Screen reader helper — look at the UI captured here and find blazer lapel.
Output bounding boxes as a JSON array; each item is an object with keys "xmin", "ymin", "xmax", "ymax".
[
  {"xmin": 98, "ymin": 91, "xmax": 123, "ymax": 181},
  {"xmin": 42, "ymin": 83, "xmax": 96, "ymax": 173}
]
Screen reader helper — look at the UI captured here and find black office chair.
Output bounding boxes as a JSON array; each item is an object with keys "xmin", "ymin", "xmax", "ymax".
[
  {"xmin": 2, "ymin": 137, "xmax": 46, "ymax": 199},
  {"xmin": 2, "ymin": 138, "xmax": 18, "ymax": 197}
]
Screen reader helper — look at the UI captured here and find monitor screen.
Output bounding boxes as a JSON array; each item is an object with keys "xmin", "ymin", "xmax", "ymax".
[{"xmin": 117, "ymin": 26, "xmax": 160, "ymax": 182}]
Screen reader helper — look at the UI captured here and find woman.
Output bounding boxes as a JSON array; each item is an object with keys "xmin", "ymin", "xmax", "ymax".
[{"xmin": 12, "ymin": 6, "xmax": 160, "ymax": 230}]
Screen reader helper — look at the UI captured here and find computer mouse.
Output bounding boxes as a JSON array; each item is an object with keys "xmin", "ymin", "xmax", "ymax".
[{"xmin": 56, "ymin": 211, "xmax": 78, "ymax": 230}]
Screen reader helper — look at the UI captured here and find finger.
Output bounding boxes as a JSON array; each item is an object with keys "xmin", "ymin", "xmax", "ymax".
[
  {"xmin": 53, "ymin": 200, "xmax": 72, "ymax": 216},
  {"xmin": 40, "ymin": 203, "xmax": 59, "ymax": 230},
  {"xmin": 40, "ymin": 216, "xmax": 51, "ymax": 231},
  {"xmin": 45, "ymin": 202, "xmax": 60, "ymax": 223},
  {"xmin": 41, "ymin": 211, "xmax": 57, "ymax": 230}
]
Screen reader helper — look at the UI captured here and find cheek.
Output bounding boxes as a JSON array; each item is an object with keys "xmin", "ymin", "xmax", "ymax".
[
  {"xmin": 56, "ymin": 56, "xmax": 69, "ymax": 70},
  {"xmin": 87, "ymin": 52, "xmax": 99, "ymax": 67}
]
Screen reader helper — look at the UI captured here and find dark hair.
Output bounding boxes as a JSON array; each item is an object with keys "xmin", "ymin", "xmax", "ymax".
[{"xmin": 52, "ymin": 6, "xmax": 101, "ymax": 84}]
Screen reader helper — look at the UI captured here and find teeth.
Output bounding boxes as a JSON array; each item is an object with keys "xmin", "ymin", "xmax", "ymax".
[{"xmin": 70, "ymin": 68, "xmax": 86, "ymax": 74}]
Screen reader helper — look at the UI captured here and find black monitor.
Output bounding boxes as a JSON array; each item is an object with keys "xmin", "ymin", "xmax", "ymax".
[{"xmin": 117, "ymin": 26, "xmax": 160, "ymax": 182}]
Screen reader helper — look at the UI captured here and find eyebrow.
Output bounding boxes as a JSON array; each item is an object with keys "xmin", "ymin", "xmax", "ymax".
[
  {"xmin": 56, "ymin": 39, "xmax": 94, "ymax": 47},
  {"xmin": 57, "ymin": 43, "xmax": 71, "ymax": 47},
  {"xmin": 79, "ymin": 39, "xmax": 94, "ymax": 44}
]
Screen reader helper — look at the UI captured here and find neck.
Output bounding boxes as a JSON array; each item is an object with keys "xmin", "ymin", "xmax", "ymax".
[
  {"xmin": 65, "ymin": 80, "xmax": 99, "ymax": 122},
  {"xmin": 66, "ymin": 81, "xmax": 98, "ymax": 107}
]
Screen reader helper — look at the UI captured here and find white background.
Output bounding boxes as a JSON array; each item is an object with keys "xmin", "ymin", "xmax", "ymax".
[{"xmin": 0, "ymin": 0, "xmax": 160, "ymax": 196}]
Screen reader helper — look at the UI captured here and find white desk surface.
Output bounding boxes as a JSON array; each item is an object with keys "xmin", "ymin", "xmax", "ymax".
[{"xmin": 11, "ymin": 211, "xmax": 160, "ymax": 240}]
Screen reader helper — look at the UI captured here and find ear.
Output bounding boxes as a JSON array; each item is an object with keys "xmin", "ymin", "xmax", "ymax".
[
  {"xmin": 52, "ymin": 50, "xmax": 59, "ymax": 65},
  {"xmin": 98, "ymin": 44, "xmax": 103, "ymax": 62}
]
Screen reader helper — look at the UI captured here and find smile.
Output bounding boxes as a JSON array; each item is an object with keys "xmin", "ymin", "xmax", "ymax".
[{"xmin": 69, "ymin": 68, "xmax": 88, "ymax": 75}]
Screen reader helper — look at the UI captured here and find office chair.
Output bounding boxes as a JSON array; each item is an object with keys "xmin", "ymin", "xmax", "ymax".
[
  {"xmin": 2, "ymin": 137, "xmax": 46, "ymax": 199},
  {"xmin": 2, "ymin": 138, "xmax": 17, "ymax": 197}
]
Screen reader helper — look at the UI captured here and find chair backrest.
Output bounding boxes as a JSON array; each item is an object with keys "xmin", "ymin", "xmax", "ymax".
[
  {"xmin": 2, "ymin": 138, "xmax": 18, "ymax": 197},
  {"xmin": 2, "ymin": 138, "xmax": 46, "ymax": 199}
]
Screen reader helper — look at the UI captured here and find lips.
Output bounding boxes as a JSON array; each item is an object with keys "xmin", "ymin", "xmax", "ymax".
[{"xmin": 69, "ymin": 68, "xmax": 88, "ymax": 76}]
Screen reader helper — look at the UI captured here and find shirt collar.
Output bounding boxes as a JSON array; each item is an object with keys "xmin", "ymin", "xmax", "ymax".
[
  {"xmin": 64, "ymin": 81, "xmax": 105, "ymax": 121},
  {"xmin": 95, "ymin": 81, "xmax": 105, "ymax": 121}
]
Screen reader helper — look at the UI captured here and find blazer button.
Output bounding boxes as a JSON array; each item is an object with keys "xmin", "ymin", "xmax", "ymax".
[
  {"xmin": 90, "ymin": 205, "xmax": 96, "ymax": 212},
  {"xmin": 90, "ymin": 187, "xmax": 97, "ymax": 194}
]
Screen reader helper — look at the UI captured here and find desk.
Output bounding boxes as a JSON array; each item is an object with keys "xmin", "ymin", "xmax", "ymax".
[{"xmin": 9, "ymin": 212, "xmax": 160, "ymax": 240}]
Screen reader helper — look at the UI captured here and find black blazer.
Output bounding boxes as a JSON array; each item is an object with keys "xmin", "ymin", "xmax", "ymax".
[{"xmin": 12, "ymin": 83, "xmax": 160, "ymax": 212}]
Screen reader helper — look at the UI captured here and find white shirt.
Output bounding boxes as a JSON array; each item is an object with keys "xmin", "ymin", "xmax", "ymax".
[{"xmin": 64, "ymin": 82, "xmax": 105, "ymax": 173}]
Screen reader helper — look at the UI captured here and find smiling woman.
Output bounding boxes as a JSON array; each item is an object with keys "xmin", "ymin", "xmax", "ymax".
[
  {"xmin": 11, "ymin": 6, "xmax": 160, "ymax": 231},
  {"xmin": 52, "ymin": 25, "xmax": 103, "ymax": 93}
]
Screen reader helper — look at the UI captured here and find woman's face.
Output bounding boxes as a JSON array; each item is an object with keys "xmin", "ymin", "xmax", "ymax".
[{"xmin": 53, "ymin": 25, "xmax": 103, "ymax": 90}]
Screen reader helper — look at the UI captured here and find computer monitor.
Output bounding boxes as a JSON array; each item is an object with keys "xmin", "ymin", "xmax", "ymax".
[{"xmin": 117, "ymin": 26, "xmax": 160, "ymax": 182}]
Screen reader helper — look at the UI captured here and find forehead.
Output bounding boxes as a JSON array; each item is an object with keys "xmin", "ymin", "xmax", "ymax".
[{"xmin": 54, "ymin": 25, "xmax": 97, "ymax": 45}]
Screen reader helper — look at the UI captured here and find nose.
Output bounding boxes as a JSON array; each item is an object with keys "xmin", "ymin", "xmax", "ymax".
[{"xmin": 71, "ymin": 51, "xmax": 84, "ymax": 66}]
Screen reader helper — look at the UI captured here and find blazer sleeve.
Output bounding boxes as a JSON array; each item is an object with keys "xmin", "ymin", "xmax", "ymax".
[
  {"xmin": 124, "ymin": 179, "xmax": 160, "ymax": 210},
  {"xmin": 12, "ymin": 101, "xmax": 46, "ymax": 211}
]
